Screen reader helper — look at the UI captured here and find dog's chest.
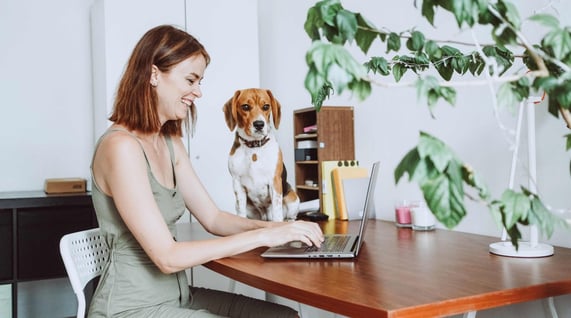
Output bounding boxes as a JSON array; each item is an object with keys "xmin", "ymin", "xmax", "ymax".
[{"xmin": 229, "ymin": 141, "xmax": 280, "ymax": 185}]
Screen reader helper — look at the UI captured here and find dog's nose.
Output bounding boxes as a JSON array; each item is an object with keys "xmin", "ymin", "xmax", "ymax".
[{"xmin": 253, "ymin": 120, "xmax": 265, "ymax": 131}]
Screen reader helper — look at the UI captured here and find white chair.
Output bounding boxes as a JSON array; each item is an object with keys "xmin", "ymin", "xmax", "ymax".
[{"xmin": 59, "ymin": 228, "xmax": 109, "ymax": 318}]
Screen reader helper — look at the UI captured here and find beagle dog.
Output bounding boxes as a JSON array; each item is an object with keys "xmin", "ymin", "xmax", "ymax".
[{"xmin": 223, "ymin": 88, "xmax": 299, "ymax": 221}]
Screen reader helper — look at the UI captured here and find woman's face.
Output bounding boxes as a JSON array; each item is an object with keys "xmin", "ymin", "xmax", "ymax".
[{"xmin": 154, "ymin": 54, "xmax": 207, "ymax": 123}]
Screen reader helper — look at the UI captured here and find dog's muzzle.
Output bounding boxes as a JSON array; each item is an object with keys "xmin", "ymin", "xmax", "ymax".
[{"xmin": 253, "ymin": 120, "xmax": 265, "ymax": 132}]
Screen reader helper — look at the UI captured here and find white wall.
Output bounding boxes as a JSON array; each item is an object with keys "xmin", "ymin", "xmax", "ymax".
[
  {"xmin": 0, "ymin": 0, "xmax": 95, "ymax": 192},
  {"xmin": 91, "ymin": 0, "xmax": 187, "ymax": 142},
  {"xmin": 185, "ymin": 0, "xmax": 261, "ymax": 214}
]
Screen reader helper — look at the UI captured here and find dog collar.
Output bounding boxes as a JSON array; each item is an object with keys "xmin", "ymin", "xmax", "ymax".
[{"xmin": 239, "ymin": 135, "xmax": 270, "ymax": 148}]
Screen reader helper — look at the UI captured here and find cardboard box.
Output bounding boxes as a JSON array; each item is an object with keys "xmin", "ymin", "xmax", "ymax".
[{"xmin": 44, "ymin": 178, "xmax": 87, "ymax": 194}]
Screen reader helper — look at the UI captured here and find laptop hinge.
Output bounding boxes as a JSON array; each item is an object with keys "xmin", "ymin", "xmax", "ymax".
[{"xmin": 351, "ymin": 236, "xmax": 360, "ymax": 252}]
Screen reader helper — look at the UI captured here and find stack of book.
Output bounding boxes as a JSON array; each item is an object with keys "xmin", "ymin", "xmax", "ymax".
[{"xmin": 321, "ymin": 160, "xmax": 369, "ymax": 220}]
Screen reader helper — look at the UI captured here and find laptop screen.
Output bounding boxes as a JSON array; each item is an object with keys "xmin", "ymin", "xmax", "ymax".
[{"xmin": 354, "ymin": 161, "xmax": 380, "ymax": 256}]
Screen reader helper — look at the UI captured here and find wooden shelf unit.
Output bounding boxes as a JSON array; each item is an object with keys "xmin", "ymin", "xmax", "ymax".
[{"xmin": 293, "ymin": 106, "xmax": 355, "ymax": 209}]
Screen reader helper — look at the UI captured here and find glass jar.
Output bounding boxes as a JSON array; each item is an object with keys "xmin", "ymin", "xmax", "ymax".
[
  {"xmin": 394, "ymin": 200, "xmax": 412, "ymax": 227},
  {"xmin": 410, "ymin": 200, "xmax": 436, "ymax": 231}
]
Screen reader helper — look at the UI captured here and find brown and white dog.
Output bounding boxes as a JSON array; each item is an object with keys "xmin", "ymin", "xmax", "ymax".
[{"xmin": 223, "ymin": 88, "xmax": 299, "ymax": 221}]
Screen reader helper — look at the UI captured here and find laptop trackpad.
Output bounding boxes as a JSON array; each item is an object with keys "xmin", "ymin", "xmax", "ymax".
[{"xmin": 265, "ymin": 241, "xmax": 310, "ymax": 255}]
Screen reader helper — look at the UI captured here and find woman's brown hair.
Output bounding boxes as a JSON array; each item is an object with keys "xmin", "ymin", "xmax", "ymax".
[{"xmin": 109, "ymin": 25, "xmax": 210, "ymax": 137}]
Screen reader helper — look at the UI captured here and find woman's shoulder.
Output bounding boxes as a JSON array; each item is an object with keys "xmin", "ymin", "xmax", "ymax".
[{"xmin": 98, "ymin": 128, "xmax": 143, "ymax": 159}]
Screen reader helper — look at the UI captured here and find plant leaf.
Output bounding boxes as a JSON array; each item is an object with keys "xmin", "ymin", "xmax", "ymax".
[
  {"xmin": 406, "ymin": 30, "xmax": 425, "ymax": 52},
  {"xmin": 439, "ymin": 86, "xmax": 457, "ymax": 105},
  {"xmin": 411, "ymin": 158, "xmax": 440, "ymax": 183},
  {"xmin": 319, "ymin": 0, "xmax": 342, "ymax": 26},
  {"xmin": 395, "ymin": 148, "xmax": 421, "ymax": 183},
  {"xmin": 418, "ymin": 132, "xmax": 454, "ymax": 173},
  {"xmin": 348, "ymin": 79, "xmax": 372, "ymax": 101},
  {"xmin": 505, "ymin": 223, "xmax": 522, "ymax": 249},
  {"xmin": 326, "ymin": 63, "xmax": 352, "ymax": 93},
  {"xmin": 500, "ymin": 189, "xmax": 530, "ymax": 229},
  {"xmin": 364, "ymin": 56, "xmax": 390, "ymax": 76},
  {"xmin": 500, "ymin": 0, "xmax": 521, "ymax": 29},
  {"xmin": 462, "ymin": 164, "xmax": 490, "ymax": 200},
  {"xmin": 489, "ymin": 200, "xmax": 504, "ymax": 229},
  {"xmin": 304, "ymin": 6, "xmax": 321, "ymax": 40},
  {"xmin": 543, "ymin": 28, "xmax": 571, "ymax": 60},
  {"xmin": 420, "ymin": 167, "xmax": 466, "ymax": 228},
  {"xmin": 448, "ymin": 0, "xmax": 476, "ymax": 27},
  {"xmin": 421, "ymin": 0, "xmax": 437, "ymax": 25},
  {"xmin": 392, "ymin": 62, "xmax": 406, "ymax": 82},
  {"xmin": 336, "ymin": 9, "xmax": 358, "ymax": 43},
  {"xmin": 528, "ymin": 13, "xmax": 560, "ymax": 29},
  {"xmin": 387, "ymin": 32, "xmax": 401, "ymax": 53},
  {"xmin": 523, "ymin": 187, "xmax": 569, "ymax": 238},
  {"xmin": 424, "ymin": 40, "xmax": 442, "ymax": 60},
  {"xmin": 355, "ymin": 13, "xmax": 378, "ymax": 54},
  {"xmin": 434, "ymin": 63, "xmax": 454, "ymax": 81},
  {"xmin": 497, "ymin": 82, "xmax": 519, "ymax": 110},
  {"xmin": 304, "ymin": 66, "xmax": 326, "ymax": 106}
]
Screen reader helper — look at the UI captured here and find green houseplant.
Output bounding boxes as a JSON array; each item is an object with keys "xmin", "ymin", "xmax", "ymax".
[{"xmin": 303, "ymin": 0, "xmax": 570, "ymax": 248}]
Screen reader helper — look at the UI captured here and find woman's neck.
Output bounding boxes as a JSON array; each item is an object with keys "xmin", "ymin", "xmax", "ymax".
[{"xmin": 112, "ymin": 124, "xmax": 162, "ymax": 147}]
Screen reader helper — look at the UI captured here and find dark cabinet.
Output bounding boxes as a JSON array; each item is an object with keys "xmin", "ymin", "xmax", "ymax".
[
  {"xmin": 18, "ymin": 206, "xmax": 95, "ymax": 280},
  {"xmin": 0, "ymin": 210, "xmax": 12, "ymax": 281},
  {"xmin": 0, "ymin": 191, "xmax": 97, "ymax": 318}
]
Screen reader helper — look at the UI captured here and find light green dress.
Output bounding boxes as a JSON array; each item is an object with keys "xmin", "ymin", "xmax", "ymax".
[{"xmin": 88, "ymin": 130, "xmax": 297, "ymax": 318}]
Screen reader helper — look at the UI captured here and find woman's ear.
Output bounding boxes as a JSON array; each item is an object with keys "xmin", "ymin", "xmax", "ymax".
[{"xmin": 150, "ymin": 65, "xmax": 159, "ymax": 87}]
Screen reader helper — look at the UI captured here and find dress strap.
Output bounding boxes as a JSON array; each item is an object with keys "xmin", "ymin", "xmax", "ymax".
[
  {"xmin": 164, "ymin": 136, "xmax": 177, "ymax": 186},
  {"xmin": 91, "ymin": 128, "xmax": 152, "ymax": 170}
]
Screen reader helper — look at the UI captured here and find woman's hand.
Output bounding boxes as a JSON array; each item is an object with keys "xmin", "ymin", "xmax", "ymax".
[{"xmin": 261, "ymin": 221, "xmax": 324, "ymax": 248}]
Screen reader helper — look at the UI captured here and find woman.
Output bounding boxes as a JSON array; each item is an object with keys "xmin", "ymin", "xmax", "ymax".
[{"xmin": 88, "ymin": 24, "xmax": 324, "ymax": 318}]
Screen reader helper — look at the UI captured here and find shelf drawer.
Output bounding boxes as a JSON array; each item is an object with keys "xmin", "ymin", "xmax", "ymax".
[
  {"xmin": 17, "ymin": 206, "xmax": 95, "ymax": 280},
  {"xmin": 0, "ymin": 210, "xmax": 12, "ymax": 281}
]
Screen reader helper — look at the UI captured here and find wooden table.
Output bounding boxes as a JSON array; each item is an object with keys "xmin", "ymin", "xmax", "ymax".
[{"xmin": 177, "ymin": 220, "xmax": 571, "ymax": 318}]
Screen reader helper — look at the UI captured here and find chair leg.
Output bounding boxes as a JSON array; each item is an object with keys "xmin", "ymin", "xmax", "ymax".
[
  {"xmin": 463, "ymin": 311, "xmax": 477, "ymax": 318},
  {"xmin": 297, "ymin": 302, "xmax": 304, "ymax": 318},
  {"xmin": 543, "ymin": 297, "xmax": 559, "ymax": 318},
  {"xmin": 228, "ymin": 279, "xmax": 236, "ymax": 293}
]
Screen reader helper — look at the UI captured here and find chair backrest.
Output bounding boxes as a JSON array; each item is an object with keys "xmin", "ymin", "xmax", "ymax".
[{"xmin": 59, "ymin": 228, "xmax": 108, "ymax": 318}]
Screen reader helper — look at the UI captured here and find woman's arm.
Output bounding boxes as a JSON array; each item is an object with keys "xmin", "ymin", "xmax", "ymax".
[
  {"xmin": 172, "ymin": 138, "xmax": 290, "ymax": 235},
  {"xmin": 94, "ymin": 134, "xmax": 322, "ymax": 274},
  {"xmin": 93, "ymin": 132, "xmax": 189, "ymax": 273}
]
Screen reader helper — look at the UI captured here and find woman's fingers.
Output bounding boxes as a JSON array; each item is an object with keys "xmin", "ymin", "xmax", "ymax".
[{"xmin": 292, "ymin": 221, "xmax": 324, "ymax": 247}]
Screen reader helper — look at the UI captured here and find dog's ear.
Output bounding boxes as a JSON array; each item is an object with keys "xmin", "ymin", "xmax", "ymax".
[
  {"xmin": 223, "ymin": 90, "xmax": 241, "ymax": 131},
  {"xmin": 267, "ymin": 89, "xmax": 281, "ymax": 129}
]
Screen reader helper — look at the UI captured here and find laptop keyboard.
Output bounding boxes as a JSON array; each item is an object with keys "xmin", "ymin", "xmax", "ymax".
[{"xmin": 306, "ymin": 236, "xmax": 350, "ymax": 253}]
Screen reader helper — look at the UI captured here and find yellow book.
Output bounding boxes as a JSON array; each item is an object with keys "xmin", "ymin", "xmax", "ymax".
[
  {"xmin": 332, "ymin": 166, "xmax": 368, "ymax": 220},
  {"xmin": 321, "ymin": 160, "xmax": 359, "ymax": 219},
  {"xmin": 320, "ymin": 161, "xmax": 342, "ymax": 219}
]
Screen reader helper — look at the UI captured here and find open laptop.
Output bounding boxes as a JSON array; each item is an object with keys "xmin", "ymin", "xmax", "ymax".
[{"xmin": 261, "ymin": 161, "xmax": 380, "ymax": 259}]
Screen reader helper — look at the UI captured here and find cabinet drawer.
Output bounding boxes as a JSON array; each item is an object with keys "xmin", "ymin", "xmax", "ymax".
[
  {"xmin": 17, "ymin": 206, "xmax": 94, "ymax": 280},
  {"xmin": 0, "ymin": 210, "xmax": 12, "ymax": 281}
]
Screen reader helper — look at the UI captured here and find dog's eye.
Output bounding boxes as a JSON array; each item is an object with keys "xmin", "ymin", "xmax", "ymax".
[
  {"xmin": 241, "ymin": 104, "xmax": 250, "ymax": 111},
  {"xmin": 262, "ymin": 104, "xmax": 270, "ymax": 111}
]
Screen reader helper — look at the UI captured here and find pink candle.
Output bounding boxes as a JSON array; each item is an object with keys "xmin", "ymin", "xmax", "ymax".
[{"xmin": 395, "ymin": 205, "xmax": 412, "ymax": 226}]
